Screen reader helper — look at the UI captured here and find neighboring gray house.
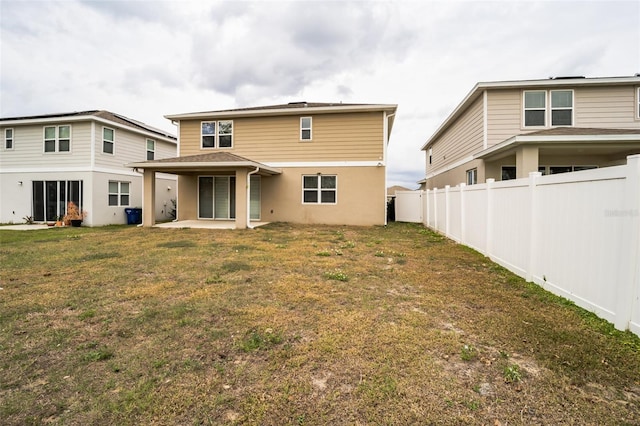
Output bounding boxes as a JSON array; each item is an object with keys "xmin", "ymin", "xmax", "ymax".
[{"xmin": 0, "ymin": 110, "xmax": 177, "ymax": 225}]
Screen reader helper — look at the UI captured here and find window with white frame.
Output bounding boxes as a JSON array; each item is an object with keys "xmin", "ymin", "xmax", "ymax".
[
  {"xmin": 637, "ymin": 87, "xmax": 640, "ymax": 119},
  {"xmin": 201, "ymin": 120, "xmax": 233, "ymax": 148},
  {"xmin": 4, "ymin": 128, "xmax": 14, "ymax": 150},
  {"xmin": 302, "ymin": 174, "xmax": 336, "ymax": 204},
  {"xmin": 550, "ymin": 90, "xmax": 573, "ymax": 126},
  {"xmin": 300, "ymin": 117, "xmax": 312, "ymax": 140},
  {"xmin": 43, "ymin": 125, "xmax": 71, "ymax": 153},
  {"xmin": 108, "ymin": 181, "xmax": 130, "ymax": 206},
  {"xmin": 146, "ymin": 139, "xmax": 155, "ymax": 160},
  {"xmin": 103, "ymin": 127, "xmax": 115, "ymax": 154},
  {"xmin": 523, "ymin": 91, "xmax": 546, "ymax": 127},
  {"xmin": 466, "ymin": 168, "xmax": 477, "ymax": 185}
]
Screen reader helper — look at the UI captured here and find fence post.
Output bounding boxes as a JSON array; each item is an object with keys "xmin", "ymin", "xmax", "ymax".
[
  {"xmin": 433, "ymin": 187, "xmax": 438, "ymax": 232},
  {"xmin": 527, "ymin": 172, "xmax": 542, "ymax": 283},
  {"xmin": 460, "ymin": 183, "xmax": 466, "ymax": 243},
  {"xmin": 615, "ymin": 155, "xmax": 640, "ymax": 331},
  {"xmin": 485, "ymin": 179, "xmax": 495, "ymax": 257},
  {"xmin": 445, "ymin": 185, "xmax": 450, "ymax": 237}
]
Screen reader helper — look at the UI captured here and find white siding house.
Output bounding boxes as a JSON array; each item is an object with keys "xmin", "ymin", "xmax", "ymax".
[{"xmin": 0, "ymin": 111, "xmax": 177, "ymax": 226}]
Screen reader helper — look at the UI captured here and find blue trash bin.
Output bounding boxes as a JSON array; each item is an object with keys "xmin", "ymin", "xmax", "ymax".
[{"xmin": 125, "ymin": 208, "xmax": 142, "ymax": 225}]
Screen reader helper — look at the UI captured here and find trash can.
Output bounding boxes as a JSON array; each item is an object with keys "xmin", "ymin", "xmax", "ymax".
[{"xmin": 124, "ymin": 208, "xmax": 142, "ymax": 225}]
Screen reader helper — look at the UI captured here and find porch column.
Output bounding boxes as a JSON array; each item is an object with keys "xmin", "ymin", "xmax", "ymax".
[
  {"xmin": 143, "ymin": 169, "xmax": 156, "ymax": 227},
  {"xmin": 235, "ymin": 169, "xmax": 248, "ymax": 229},
  {"xmin": 516, "ymin": 146, "xmax": 539, "ymax": 179}
]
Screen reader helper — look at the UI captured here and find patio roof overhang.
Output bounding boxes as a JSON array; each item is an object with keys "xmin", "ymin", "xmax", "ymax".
[
  {"xmin": 126, "ymin": 152, "xmax": 282, "ymax": 176},
  {"xmin": 474, "ymin": 128, "xmax": 640, "ymax": 161}
]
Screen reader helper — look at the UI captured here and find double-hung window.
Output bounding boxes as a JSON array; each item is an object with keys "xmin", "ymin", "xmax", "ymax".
[
  {"xmin": 201, "ymin": 120, "xmax": 233, "ymax": 148},
  {"xmin": 146, "ymin": 139, "xmax": 155, "ymax": 160},
  {"xmin": 108, "ymin": 181, "xmax": 130, "ymax": 206},
  {"xmin": 300, "ymin": 117, "xmax": 312, "ymax": 140},
  {"xmin": 523, "ymin": 91, "xmax": 546, "ymax": 127},
  {"xmin": 302, "ymin": 174, "xmax": 336, "ymax": 204},
  {"xmin": 550, "ymin": 90, "xmax": 573, "ymax": 126},
  {"xmin": 4, "ymin": 128, "xmax": 14, "ymax": 150},
  {"xmin": 43, "ymin": 125, "xmax": 71, "ymax": 153},
  {"xmin": 103, "ymin": 127, "xmax": 115, "ymax": 154},
  {"xmin": 466, "ymin": 168, "xmax": 477, "ymax": 185}
]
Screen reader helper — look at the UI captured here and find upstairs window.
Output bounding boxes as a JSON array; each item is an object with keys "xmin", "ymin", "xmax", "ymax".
[
  {"xmin": 201, "ymin": 120, "xmax": 233, "ymax": 148},
  {"xmin": 637, "ymin": 87, "xmax": 640, "ymax": 118},
  {"xmin": 300, "ymin": 117, "xmax": 312, "ymax": 140},
  {"xmin": 428, "ymin": 148, "xmax": 432, "ymax": 165},
  {"xmin": 43, "ymin": 125, "xmax": 71, "ymax": 153},
  {"xmin": 4, "ymin": 128, "xmax": 14, "ymax": 150},
  {"xmin": 103, "ymin": 127, "xmax": 115, "ymax": 154},
  {"xmin": 303, "ymin": 174, "xmax": 336, "ymax": 204},
  {"xmin": 146, "ymin": 139, "xmax": 155, "ymax": 160},
  {"xmin": 524, "ymin": 91, "xmax": 546, "ymax": 127},
  {"xmin": 551, "ymin": 90, "xmax": 573, "ymax": 126}
]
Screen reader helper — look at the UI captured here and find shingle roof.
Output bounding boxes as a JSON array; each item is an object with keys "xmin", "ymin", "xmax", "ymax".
[
  {"xmin": 525, "ymin": 127, "xmax": 640, "ymax": 136},
  {"xmin": 0, "ymin": 110, "xmax": 176, "ymax": 140},
  {"xmin": 143, "ymin": 151, "xmax": 255, "ymax": 164}
]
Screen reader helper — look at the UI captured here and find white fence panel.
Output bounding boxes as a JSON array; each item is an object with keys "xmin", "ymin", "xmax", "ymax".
[
  {"xmin": 413, "ymin": 155, "xmax": 640, "ymax": 335},
  {"xmin": 394, "ymin": 191, "xmax": 422, "ymax": 223}
]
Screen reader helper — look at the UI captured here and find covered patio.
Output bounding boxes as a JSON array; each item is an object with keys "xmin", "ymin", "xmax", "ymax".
[{"xmin": 128, "ymin": 152, "xmax": 281, "ymax": 229}]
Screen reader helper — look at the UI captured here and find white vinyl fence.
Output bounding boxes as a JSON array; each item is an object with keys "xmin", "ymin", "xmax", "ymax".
[{"xmin": 396, "ymin": 155, "xmax": 640, "ymax": 335}]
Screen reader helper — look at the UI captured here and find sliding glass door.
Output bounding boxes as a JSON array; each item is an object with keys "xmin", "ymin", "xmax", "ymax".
[
  {"xmin": 32, "ymin": 180, "xmax": 83, "ymax": 222},
  {"xmin": 198, "ymin": 175, "xmax": 260, "ymax": 220}
]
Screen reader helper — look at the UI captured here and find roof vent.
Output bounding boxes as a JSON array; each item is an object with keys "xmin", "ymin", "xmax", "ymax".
[
  {"xmin": 549, "ymin": 76, "xmax": 586, "ymax": 80},
  {"xmin": 288, "ymin": 101, "xmax": 308, "ymax": 107}
]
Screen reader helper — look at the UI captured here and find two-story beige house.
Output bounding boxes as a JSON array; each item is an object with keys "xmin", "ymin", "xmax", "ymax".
[
  {"xmin": 421, "ymin": 75, "xmax": 640, "ymax": 189},
  {"xmin": 129, "ymin": 102, "xmax": 397, "ymax": 228},
  {"xmin": 0, "ymin": 110, "xmax": 177, "ymax": 225}
]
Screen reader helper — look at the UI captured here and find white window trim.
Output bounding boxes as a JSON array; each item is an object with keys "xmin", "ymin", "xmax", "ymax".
[
  {"xmin": 43, "ymin": 125, "xmax": 72, "ymax": 153},
  {"xmin": 108, "ymin": 181, "xmax": 130, "ymax": 206},
  {"xmin": 301, "ymin": 174, "xmax": 337, "ymax": 205},
  {"xmin": 637, "ymin": 87, "xmax": 640, "ymax": 119},
  {"xmin": 550, "ymin": 89, "xmax": 574, "ymax": 127},
  {"xmin": 218, "ymin": 120, "xmax": 233, "ymax": 149},
  {"xmin": 146, "ymin": 138, "xmax": 155, "ymax": 160},
  {"xmin": 466, "ymin": 168, "xmax": 477, "ymax": 185},
  {"xmin": 102, "ymin": 126, "xmax": 115, "ymax": 155},
  {"xmin": 523, "ymin": 90, "xmax": 547, "ymax": 128},
  {"xmin": 4, "ymin": 128, "xmax": 14, "ymax": 150},
  {"xmin": 300, "ymin": 117, "xmax": 312, "ymax": 141},
  {"xmin": 201, "ymin": 121, "xmax": 215, "ymax": 149}
]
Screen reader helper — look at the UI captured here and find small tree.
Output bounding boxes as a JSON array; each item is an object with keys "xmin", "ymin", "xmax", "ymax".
[{"xmin": 63, "ymin": 202, "xmax": 87, "ymax": 225}]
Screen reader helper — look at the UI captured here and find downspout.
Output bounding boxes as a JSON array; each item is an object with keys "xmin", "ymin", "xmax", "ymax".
[
  {"xmin": 383, "ymin": 112, "xmax": 396, "ymax": 226},
  {"xmin": 246, "ymin": 167, "xmax": 260, "ymax": 229}
]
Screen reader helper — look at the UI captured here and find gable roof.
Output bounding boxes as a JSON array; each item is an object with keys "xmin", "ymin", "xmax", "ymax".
[
  {"xmin": 165, "ymin": 102, "xmax": 397, "ymax": 120},
  {"xmin": 0, "ymin": 110, "xmax": 176, "ymax": 142},
  {"xmin": 421, "ymin": 75, "xmax": 640, "ymax": 150}
]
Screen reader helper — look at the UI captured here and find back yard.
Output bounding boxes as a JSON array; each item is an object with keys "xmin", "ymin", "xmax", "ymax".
[{"xmin": 1, "ymin": 222, "xmax": 639, "ymax": 425}]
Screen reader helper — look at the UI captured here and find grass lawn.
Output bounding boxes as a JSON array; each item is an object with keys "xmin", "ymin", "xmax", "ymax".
[{"xmin": 1, "ymin": 222, "xmax": 639, "ymax": 425}]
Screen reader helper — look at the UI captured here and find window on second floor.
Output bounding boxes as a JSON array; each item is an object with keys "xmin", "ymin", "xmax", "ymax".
[
  {"xmin": 146, "ymin": 139, "xmax": 155, "ymax": 160},
  {"xmin": 108, "ymin": 181, "xmax": 130, "ymax": 206},
  {"xmin": 524, "ymin": 89, "xmax": 574, "ymax": 127},
  {"xmin": 4, "ymin": 128, "xmax": 14, "ymax": 150},
  {"xmin": 550, "ymin": 90, "xmax": 573, "ymax": 126},
  {"xmin": 201, "ymin": 120, "xmax": 233, "ymax": 148},
  {"xmin": 428, "ymin": 148, "xmax": 433, "ymax": 165},
  {"xmin": 637, "ymin": 87, "xmax": 640, "ymax": 119},
  {"xmin": 103, "ymin": 127, "xmax": 115, "ymax": 154},
  {"xmin": 44, "ymin": 125, "xmax": 71, "ymax": 153},
  {"xmin": 300, "ymin": 117, "xmax": 312, "ymax": 140},
  {"xmin": 524, "ymin": 91, "xmax": 546, "ymax": 127}
]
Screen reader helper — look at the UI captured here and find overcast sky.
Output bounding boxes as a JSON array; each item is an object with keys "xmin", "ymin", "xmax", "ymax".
[{"xmin": 1, "ymin": 0, "xmax": 638, "ymax": 188}]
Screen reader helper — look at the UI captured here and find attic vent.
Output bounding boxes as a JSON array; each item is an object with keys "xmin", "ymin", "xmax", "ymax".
[
  {"xmin": 549, "ymin": 76, "xmax": 585, "ymax": 80},
  {"xmin": 288, "ymin": 101, "xmax": 308, "ymax": 107}
]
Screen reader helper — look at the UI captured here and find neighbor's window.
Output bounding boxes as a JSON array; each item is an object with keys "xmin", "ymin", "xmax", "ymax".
[
  {"xmin": 303, "ymin": 174, "xmax": 336, "ymax": 204},
  {"xmin": 108, "ymin": 181, "xmax": 130, "ymax": 206},
  {"xmin": 201, "ymin": 121, "xmax": 215, "ymax": 148},
  {"xmin": 43, "ymin": 125, "xmax": 71, "ymax": 153},
  {"xmin": 524, "ymin": 91, "xmax": 546, "ymax": 127},
  {"xmin": 103, "ymin": 127, "xmax": 115, "ymax": 154},
  {"xmin": 428, "ymin": 148, "xmax": 432, "ymax": 165},
  {"xmin": 466, "ymin": 168, "xmax": 477, "ymax": 185},
  {"xmin": 300, "ymin": 117, "xmax": 312, "ymax": 140},
  {"xmin": 550, "ymin": 90, "xmax": 573, "ymax": 126},
  {"xmin": 501, "ymin": 166, "xmax": 516, "ymax": 181},
  {"xmin": 637, "ymin": 87, "xmax": 639, "ymax": 118},
  {"xmin": 4, "ymin": 128, "xmax": 14, "ymax": 150},
  {"xmin": 146, "ymin": 139, "xmax": 155, "ymax": 160},
  {"xmin": 218, "ymin": 120, "xmax": 233, "ymax": 148}
]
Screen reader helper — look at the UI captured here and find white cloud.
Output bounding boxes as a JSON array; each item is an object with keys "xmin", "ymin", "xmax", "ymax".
[{"xmin": 1, "ymin": 0, "xmax": 638, "ymax": 189}]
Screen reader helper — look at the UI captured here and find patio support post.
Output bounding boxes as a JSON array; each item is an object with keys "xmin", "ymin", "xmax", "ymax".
[
  {"xmin": 516, "ymin": 146, "xmax": 539, "ymax": 179},
  {"xmin": 143, "ymin": 169, "xmax": 156, "ymax": 227},
  {"xmin": 235, "ymin": 169, "xmax": 248, "ymax": 229}
]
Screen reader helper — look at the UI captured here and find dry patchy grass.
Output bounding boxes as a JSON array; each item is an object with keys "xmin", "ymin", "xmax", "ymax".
[{"xmin": 0, "ymin": 222, "xmax": 639, "ymax": 425}]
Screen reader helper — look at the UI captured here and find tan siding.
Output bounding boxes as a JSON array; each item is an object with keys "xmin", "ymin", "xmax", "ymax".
[
  {"xmin": 0, "ymin": 122, "xmax": 91, "ymax": 169},
  {"xmin": 179, "ymin": 112, "xmax": 384, "ymax": 162},
  {"xmin": 486, "ymin": 89, "xmax": 522, "ymax": 146},
  {"xmin": 575, "ymin": 86, "xmax": 639, "ymax": 128},
  {"xmin": 429, "ymin": 96, "xmax": 484, "ymax": 172}
]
